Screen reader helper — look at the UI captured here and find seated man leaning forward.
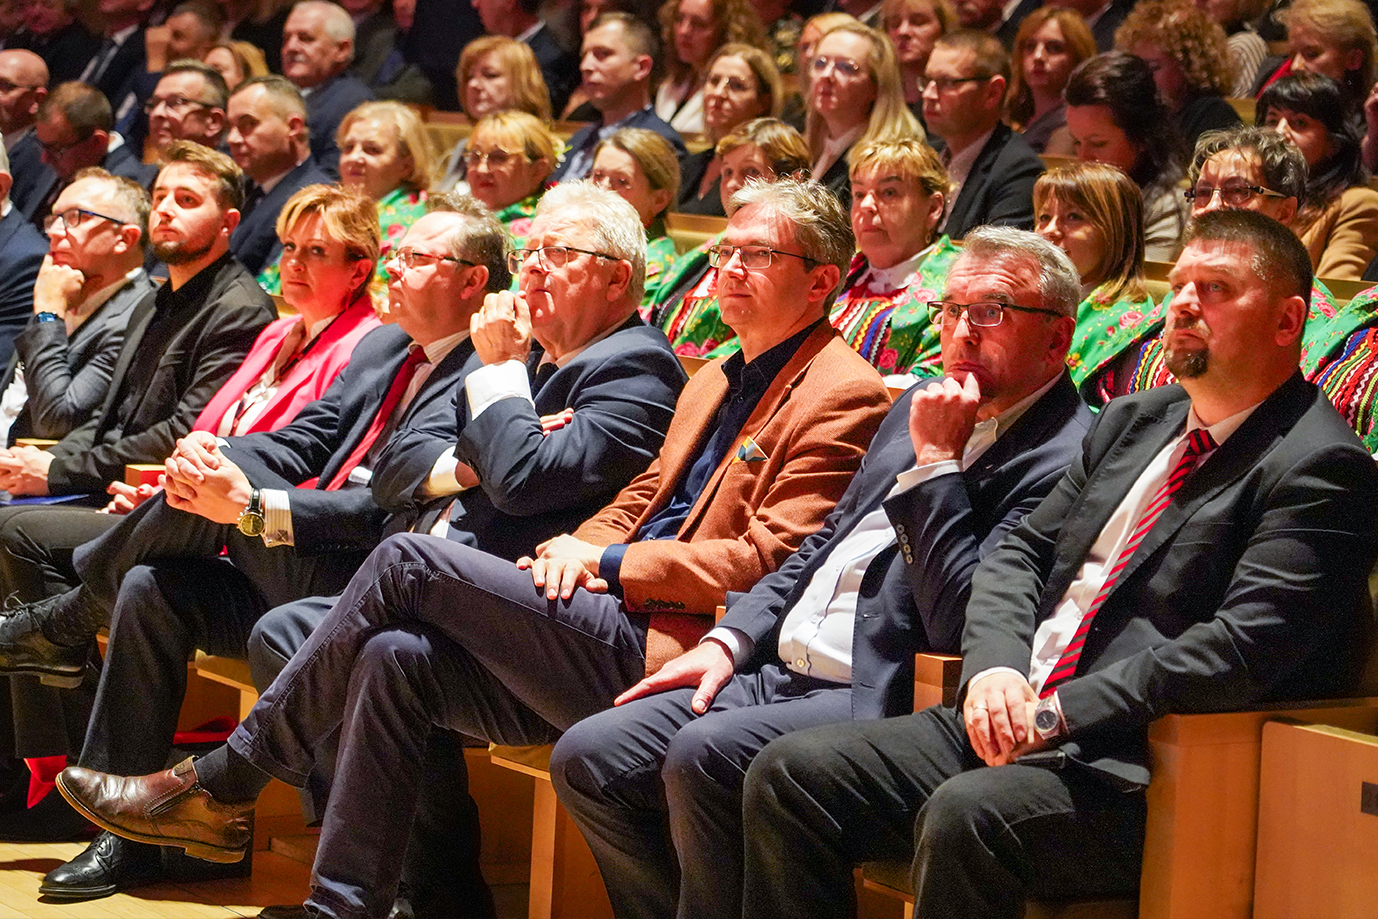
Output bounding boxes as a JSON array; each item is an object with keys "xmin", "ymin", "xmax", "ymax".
[
  {"xmin": 56, "ymin": 177, "xmax": 893, "ymax": 919},
  {"xmin": 737, "ymin": 209, "xmax": 1378, "ymax": 918},
  {"xmin": 548, "ymin": 226, "xmax": 1095, "ymax": 919}
]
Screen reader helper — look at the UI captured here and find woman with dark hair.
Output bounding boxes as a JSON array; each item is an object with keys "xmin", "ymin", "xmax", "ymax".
[
  {"xmin": 1259, "ymin": 72, "xmax": 1378, "ymax": 279},
  {"xmin": 1005, "ymin": 7, "xmax": 1095, "ymax": 155},
  {"xmin": 1064, "ymin": 51, "xmax": 1190, "ymax": 262}
]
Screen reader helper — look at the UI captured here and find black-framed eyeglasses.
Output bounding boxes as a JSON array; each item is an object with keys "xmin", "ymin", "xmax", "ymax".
[
  {"xmin": 919, "ymin": 74, "xmax": 990, "ymax": 93},
  {"xmin": 1183, "ymin": 183, "xmax": 1289, "ymax": 206},
  {"xmin": 388, "ymin": 247, "xmax": 474, "ymax": 269},
  {"xmin": 37, "ymin": 133, "xmax": 91, "ymax": 158},
  {"xmin": 926, "ymin": 300, "xmax": 1064, "ymax": 327},
  {"xmin": 43, "ymin": 207, "xmax": 126, "ymax": 234},
  {"xmin": 507, "ymin": 245, "xmax": 621, "ymax": 273},
  {"xmin": 143, "ymin": 94, "xmax": 216, "ymax": 115},
  {"xmin": 707, "ymin": 244, "xmax": 817, "ymax": 270}
]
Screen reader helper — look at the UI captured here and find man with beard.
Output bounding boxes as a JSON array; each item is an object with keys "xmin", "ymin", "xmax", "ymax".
[{"xmin": 737, "ymin": 209, "xmax": 1378, "ymax": 917}]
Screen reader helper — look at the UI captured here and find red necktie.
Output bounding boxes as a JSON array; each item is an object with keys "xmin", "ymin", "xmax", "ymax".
[
  {"xmin": 1040, "ymin": 428, "xmax": 1218, "ymax": 698},
  {"xmin": 325, "ymin": 346, "xmax": 429, "ymax": 490}
]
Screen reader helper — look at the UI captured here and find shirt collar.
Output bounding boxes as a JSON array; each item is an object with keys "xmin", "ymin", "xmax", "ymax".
[
  {"xmin": 721, "ymin": 320, "xmax": 820, "ymax": 396},
  {"xmin": 419, "ymin": 328, "xmax": 470, "ymax": 365},
  {"xmin": 863, "ymin": 244, "xmax": 934, "ymax": 291},
  {"xmin": 1185, "ymin": 399, "xmax": 1261, "ymax": 447}
]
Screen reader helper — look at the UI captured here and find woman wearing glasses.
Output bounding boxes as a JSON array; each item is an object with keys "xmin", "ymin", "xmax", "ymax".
[
  {"xmin": 258, "ymin": 102, "xmax": 436, "ymax": 294},
  {"xmin": 654, "ymin": 0, "xmax": 765, "ymax": 134},
  {"xmin": 804, "ymin": 21, "xmax": 923, "ymax": 209},
  {"xmin": 464, "ymin": 111, "xmax": 559, "ymax": 246},
  {"xmin": 1031, "ymin": 161, "xmax": 1154, "ymax": 404},
  {"xmin": 590, "ymin": 129, "xmax": 682, "ymax": 308},
  {"xmin": 649, "ymin": 118, "xmax": 810, "ymax": 356}
]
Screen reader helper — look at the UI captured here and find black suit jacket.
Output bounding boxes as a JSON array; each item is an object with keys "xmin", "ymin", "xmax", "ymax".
[
  {"xmin": 45, "ymin": 254, "xmax": 274, "ymax": 493},
  {"xmin": 304, "ymin": 73, "xmax": 376, "ymax": 180},
  {"xmin": 230, "ymin": 158, "xmax": 334, "ymax": 277},
  {"xmin": 2, "ymin": 269, "xmax": 155, "ymax": 444},
  {"xmin": 350, "ymin": 11, "xmax": 434, "ymax": 104},
  {"xmin": 994, "ymin": 0, "xmax": 1042, "ymax": 47},
  {"xmin": 20, "ymin": 142, "xmax": 157, "ymax": 232},
  {"xmin": 960, "ymin": 373, "xmax": 1378, "ymax": 790},
  {"xmin": 88, "ymin": 27, "xmax": 147, "ymax": 110},
  {"xmin": 16, "ymin": 21, "xmax": 99, "ymax": 84},
  {"xmin": 229, "ymin": 324, "xmax": 473, "ymax": 554},
  {"xmin": 550, "ymin": 108, "xmax": 687, "ymax": 183},
  {"xmin": 7, "ymin": 131, "xmax": 46, "ymax": 221},
  {"xmin": 0, "ymin": 207, "xmax": 48, "ymax": 367},
  {"xmin": 720, "ymin": 372, "xmax": 1093, "ymax": 719},
  {"xmin": 526, "ymin": 24, "xmax": 578, "ymax": 118},
  {"xmin": 942, "ymin": 122, "xmax": 1044, "ymax": 240},
  {"xmin": 430, "ymin": 315, "xmax": 688, "ymax": 561}
]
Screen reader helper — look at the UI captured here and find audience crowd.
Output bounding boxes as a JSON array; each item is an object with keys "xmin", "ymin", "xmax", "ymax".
[{"xmin": 0, "ymin": 0, "xmax": 1376, "ymax": 917}]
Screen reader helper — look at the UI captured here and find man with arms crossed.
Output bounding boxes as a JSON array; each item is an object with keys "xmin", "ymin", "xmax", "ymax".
[{"xmin": 741, "ymin": 210, "xmax": 1378, "ymax": 916}]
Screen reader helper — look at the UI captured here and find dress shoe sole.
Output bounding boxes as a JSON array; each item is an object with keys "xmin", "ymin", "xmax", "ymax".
[
  {"xmin": 54, "ymin": 775, "xmax": 249, "ymax": 865},
  {"xmin": 0, "ymin": 662, "xmax": 84, "ymax": 689},
  {"xmin": 36, "ymin": 877, "xmax": 119, "ymax": 900}
]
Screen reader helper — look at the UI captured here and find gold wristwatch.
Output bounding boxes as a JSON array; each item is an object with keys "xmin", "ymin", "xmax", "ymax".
[{"xmin": 237, "ymin": 488, "xmax": 265, "ymax": 537}]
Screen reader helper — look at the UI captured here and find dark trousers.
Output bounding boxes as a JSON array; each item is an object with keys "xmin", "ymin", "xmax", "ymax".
[
  {"xmin": 226, "ymin": 533, "xmax": 650, "ymax": 919},
  {"xmin": 741, "ymin": 705, "xmax": 1148, "ymax": 919},
  {"xmin": 0, "ymin": 503, "xmax": 120, "ymax": 758},
  {"xmin": 549, "ymin": 661, "xmax": 851, "ymax": 919},
  {"xmin": 76, "ymin": 496, "xmax": 364, "ymax": 777}
]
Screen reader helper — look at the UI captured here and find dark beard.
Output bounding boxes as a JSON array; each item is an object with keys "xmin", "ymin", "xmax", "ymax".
[
  {"xmin": 1164, "ymin": 345, "xmax": 1208, "ymax": 379},
  {"xmin": 153, "ymin": 235, "xmax": 216, "ymax": 265}
]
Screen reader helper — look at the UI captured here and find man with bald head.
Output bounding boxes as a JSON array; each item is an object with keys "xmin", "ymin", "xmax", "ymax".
[
  {"xmin": 224, "ymin": 75, "xmax": 332, "ymax": 277},
  {"xmin": 280, "ymin": 0, "xmax": 374, "ymax": 177},
  {"xmin": 0, "ymin": 49, "xmax": 50, "ymax": 217}
]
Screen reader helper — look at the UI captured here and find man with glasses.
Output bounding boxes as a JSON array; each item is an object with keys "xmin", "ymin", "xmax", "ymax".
[
  {"xmin": 550, "ymin": 12, "xmax": 685, "ymax": 183},
  {"xmin": 54, "ymin": 178, "xmax": 891, "ymax": 919},
  {"xmin": 225, "ymin": 76, "xmax": 331, "ymax": 278},
  {"xmin": 22, "ymin": 81, "xmax": 156, "ymax": 227},
  {"xmin": 923, "ymin": 30, "xmax": 1042, "ymax": 239},
  {"xmin": 139, "ymin": 60, "xmax": 226, "ymax": 159},
  {"xmin": 550, "ymin": 225, "xmax": 1091, "ymax": 919},
  {"xmin": 0, "ymin": 50, "xmax": 51, "ymax": 220}
]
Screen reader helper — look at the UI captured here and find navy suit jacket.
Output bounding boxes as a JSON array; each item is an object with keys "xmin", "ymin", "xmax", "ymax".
[
  {"xmin": 0, "ymin": 207, "xmax": 49, "ymax": 367},
  {"xmin": 8, "ymin": 132, "xmax": 47, "ymax": 220},
  {"xmin": 960, "ymin": 373, "xmax": 1378, "ymax": 790},
  {"xmin": 426, "ymin": 314, "xmax": 688, "ymax": 562},
  {"xmin": 304, "ymin": 73, "xmax": 376, "ymax": 179},
  {"xmin": 941, "ymin": 122, "xmax": 1043, "ymax": 240},
  {"xmin": 2, "ymin": 269, "xmax": 155, "ymax": 443},
  {"xmin": 721, "ymin": 372, "xmax": 1092, "ymax": 719},
  {"xmin": 550, "ymin": 107, "xmax": 687, "ymax": 183},
  {"xmin": 527, "ymin": 24, "xmax": 578, "ymax": 119},
  {"xmin": 89, "ymin": 28, "xmax": 147, "ymax": 110},
  {"xmin": 230, "ymin": 158, "xmax": 334, "ymax": 277},
  {"xmin": 229, "ymin": 324, "xmax": 473, "ymax": 555}
]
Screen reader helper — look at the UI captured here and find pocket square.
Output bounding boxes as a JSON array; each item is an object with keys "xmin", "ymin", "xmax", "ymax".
[{"xmin": 734, "ymin": 436, "xmax": 768, "ymax": 463}]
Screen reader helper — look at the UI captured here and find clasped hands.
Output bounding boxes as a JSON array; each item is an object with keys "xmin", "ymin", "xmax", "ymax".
[
  {"xmin": 159, "ymin": 431, "xmax": 254, "ymax": 524},
  {"xmin": 517, "ymin": 534, "xmax": 606, "ymax": 600},
  {"xmin": 0, "ymin": 445, "xmax": 54, "ymax": 495},
  {"xmin": 963, "ymin": 671, "xmax": 1051, "ymax": 767}
]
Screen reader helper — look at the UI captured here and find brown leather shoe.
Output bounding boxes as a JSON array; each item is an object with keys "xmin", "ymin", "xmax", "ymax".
[{"xmin": 55, "ymin": 757, "xmax": 252, "ymax": 864}]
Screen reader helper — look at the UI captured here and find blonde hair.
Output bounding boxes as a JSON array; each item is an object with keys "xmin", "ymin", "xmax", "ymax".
[
  {"xmin": 1281, "ymin": 0, "xmax": 1378, "ymax": 102},
  {"xmin": 205, "ymin": 40, "xmax": 268, "ymax": 88},
  {"xmin": 469, "ymin": 110, "xmax": 559, "ymax": 174},
  {"xmin": 717, "ymin": 117, "xmax": 811, "ymax": 177},
  {"xmin": 804, "ymin": 22, "xmax": 924, "ymax": 160},
  {"xmin": 275, "ymin": 183, "xmax": 381, "ymax": 301},
  {"xmin": 456, "ymin": 35, "xmax": 554, "ymax": 122},
  {"xmin": 1006, "ymin": 8, "xmax": 1095, "ymax": 128},
  {"xmin": 595, "ymin": 127, "xmax": 682, "ymax": 221},
  {"xmin": 1115, "ymin": 0, "xmax": 1234, "ymax": 100},
  {"xmin": 848, "ymin": 138, "xmax": 950, "ymax": 198},
  {"xmin": 1032, "ymin": 161, "xmax": 1146, "ymax": 302},
  {"xmin": 336, "ymin": 100, "xmax": 437, "ymax": 191}
]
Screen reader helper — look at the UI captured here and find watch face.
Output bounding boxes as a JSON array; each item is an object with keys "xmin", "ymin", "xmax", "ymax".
[
  {"xmin": 1035, "ymin": 706, "xmax": 1060, "ymax": 733},
  {"xmin": 238, "ymin": 514, "xmax": 265, "ymax": 537}
]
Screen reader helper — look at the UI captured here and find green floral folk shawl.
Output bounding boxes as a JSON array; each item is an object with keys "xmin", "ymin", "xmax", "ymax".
[
  {"xmin": 829, "ymin": 238, "xmax": 960, "ymax": 375},
  {"xmin": 1065, "ymin": 283, "xmax": 1158, "ymax": 397},
  {"xmin": 650, "ymin": 237, "xmax": 738, "ymax": 358},
  {"xmin": 642, "ymin": 234, "xmax": 679, "ymax": 313},
  {"xmin": 257, "ymin": 185, "xmax": 428, "ymax": 295},
  {"xmin": 496, "ymin": 190, "xmax": 542, "ymax": 249},
  {"xmin": 1310, "ymin": 285, "xmax": 1378, "ymax": 451}
]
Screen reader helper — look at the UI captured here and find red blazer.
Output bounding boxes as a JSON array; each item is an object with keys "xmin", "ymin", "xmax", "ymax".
[
  {"xmin": 193, "ymin": 296, "xmax": 381, "ymax": 435},
  {"xmin": 573, "ymin": 323, "xmax": 891, "ymax": 674}
]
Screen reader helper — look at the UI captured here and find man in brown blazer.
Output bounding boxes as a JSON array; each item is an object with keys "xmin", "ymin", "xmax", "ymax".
[{"xmin": 55, "ymin": 178, "xmax": 892, "ymax": 919}]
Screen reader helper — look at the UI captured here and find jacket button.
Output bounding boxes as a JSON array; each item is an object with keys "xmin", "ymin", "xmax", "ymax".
[{"xmin": 795, "ymin": 659, "xmax": 805, "ymax": 668}]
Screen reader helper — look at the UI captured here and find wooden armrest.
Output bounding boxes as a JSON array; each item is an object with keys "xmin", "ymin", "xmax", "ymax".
[
  {"xmin": 125, "ymin": 464, "xmax": 163, "ymax": 487},
  {"xmin": 13, "ymin": 438, "xmax": 58, "ymax": 449},
  {"xmin": 914, "ymin": 652, "xmax": 962, "ymax": 710}
]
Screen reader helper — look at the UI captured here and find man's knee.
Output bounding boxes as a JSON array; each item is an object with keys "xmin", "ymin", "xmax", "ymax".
[
  {"xmin": 248, "ymin": 603, "xmax": 322, "ymax": 690},
  {"xmin": 107, "ymin": 566, "xmax": 183, "ymax": 637}
]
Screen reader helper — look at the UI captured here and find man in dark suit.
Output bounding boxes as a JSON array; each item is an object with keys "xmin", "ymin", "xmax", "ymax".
[
  {"xmin": 0, "ymin": 49, "xmax": 50, "ymax": 216},
  {"xmin": 0, "ymin": 143, "xmax": 48, "ymax": 366},
  {"xmin": 76, "ymin": 0, "xmax": 153, "ymax": 110},
  {"xmin": 349, "ymin": 0, "xmax": 434, "ymax": 104},
  {"xmin": 281, "ymin": 0, "xmax": 374, "ymax": 179},
  {"xmin": 549, "ymin": 225, "xmax": 1093, "ymax": 919},
  {"xmin": 924, "ymin": 30, "xmax": 1042, "ymax": 239},
  {"xmin": 549, "ymin": 13, "xmax": 685, "ymax": 183},
  {"xmin": 225, "ymin": 76, "xmax": 330, "ymax": 277},
  {"xmin": 740, "ymin": 210, "xmax": 1378, "ymax": 917},
  {"xmin": 55, "ymin": 178, "xmax": 893, "ymax": 919},
  {"xmin": 23, "ymin": 82, "xmax": 158, "ymax": 228},
  {"xmin": 11, "ymin": 0, "xmax": 96, "ymax": 85},
  {"xmin": 1049, "ymin": 0, "xmax": 1131, "ymax": 50},
  {"xmin": 0, "ymin": 168, "xmax": 153, "ymax": 446}
]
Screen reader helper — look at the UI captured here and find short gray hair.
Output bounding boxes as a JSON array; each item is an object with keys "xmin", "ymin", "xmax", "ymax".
[
  {"xmin": 728, "ymin": 177, "xmax": 854, "ymax": 310},
  {"xmin": 535, "ymin": 180, "xmax": 647, "ymax": 305},
  {"xmin": 427, "ymin": 191, "xmax": 512, "ymax": 293},
  {"xmin": 960, "ymin": 225, "xmax": 1080, "ymax": 317},
  {"xmin": 293, "ymin": 1, "xmax": 355, "ymax": 57}
]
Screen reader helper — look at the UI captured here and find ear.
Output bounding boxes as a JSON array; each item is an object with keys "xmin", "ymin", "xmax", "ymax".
[
  {"xmin": 222, "ymin": 206, "xmax": 241, "ymax": 236},
  {"xmin": 1047, "ymin": 314, "xmax": 1075, "ymax": 361},
  {"xmin": 1275, "ymin": 292, "xmax": 1306, "ymax": 346},
  {"xmin": 286, "ymin": 113, "xmax": 307, "ymax": 144},
  {"xmin": 28, "ymin": 87, "xmax": 46, "ymax": 117},
  {"xmin": 806, "ymin": 261, "xmax": 841, "ymax": 306},
  {"xmin": 632, "ymin": 53, "xmax": 653, "ymax": 83},
  {"xmin": 347, "ymin": 252, "xmax": 372, "ymax": 291},
  {"xmin": 1277, "ymin": 196, "xmax": 1299, "ymax": 224},
  {"xmin": 648, "ymin": 186, "xmax": 673, "ymax": 219},
  {"xmin": 115, "ymin": 223, "xmax": 141, "ymax": 254},
  {"xmin": 925, "ymin": 190, "xmax": 945, "ymax": 231},
  {"xmin": 459, "ymin": 262, "xmax": 490, "ymax": 300},
  {"xmin": 605, "ymin": 256, "xmax": 632, "ymax": 301},
  {"xmin": 203, "ymin": 108, "xmax": 225, "ymax": 136},
  {"xmin": 335, "ymin": 38, "xmax": 355, "ymax": 68},
  {"xmin": 1345, "ymin": 47, "xmax": 1364, "ymax": 73},
  {"xmin": 984, "ymin": 75, "xmax": 1006, "ymax": 111}
]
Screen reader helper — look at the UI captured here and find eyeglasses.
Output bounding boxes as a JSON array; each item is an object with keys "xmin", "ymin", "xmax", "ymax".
[
  {"xmin": 590, "ymin": 170, "xmax": 633, "ymax": 192},
  {"xmin": 707, "ymin": 244, "xmax": 817, "ymax": 270},
  {"xmin": 43, "ymin": 207, "xmax": 125, "ymax": 234},
  {"xmin": 387, "ymin": 247, "xmax": 474, "ymax": 269},
  {"xmin": 507, "ymin": 245, "xmax": 622, "ymax": 273},
  {"xmin": 919, "ymin": 74, "xmax": 990, "ymax": 93},
  {"xmin": 143, "ymin": 94, "xmax": 216, "ymax": 115},
  {"xmin": 1183, "ymin": 183, "xmax": 1289, "ymax": 206},
  {"xmin": 810, "ymin": 56, "xmax": 864, "ymax": 78},
  {"xmin": 37, "ymin": 133, "xmax": 90, "ymax": 158},
  {"xmin": 463, "ymin": 148, "xmax": 524, "ymax": 169},
  {"xmin": 926, "ymin": 300, "xmax": 1064, "ymax": 327}
]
